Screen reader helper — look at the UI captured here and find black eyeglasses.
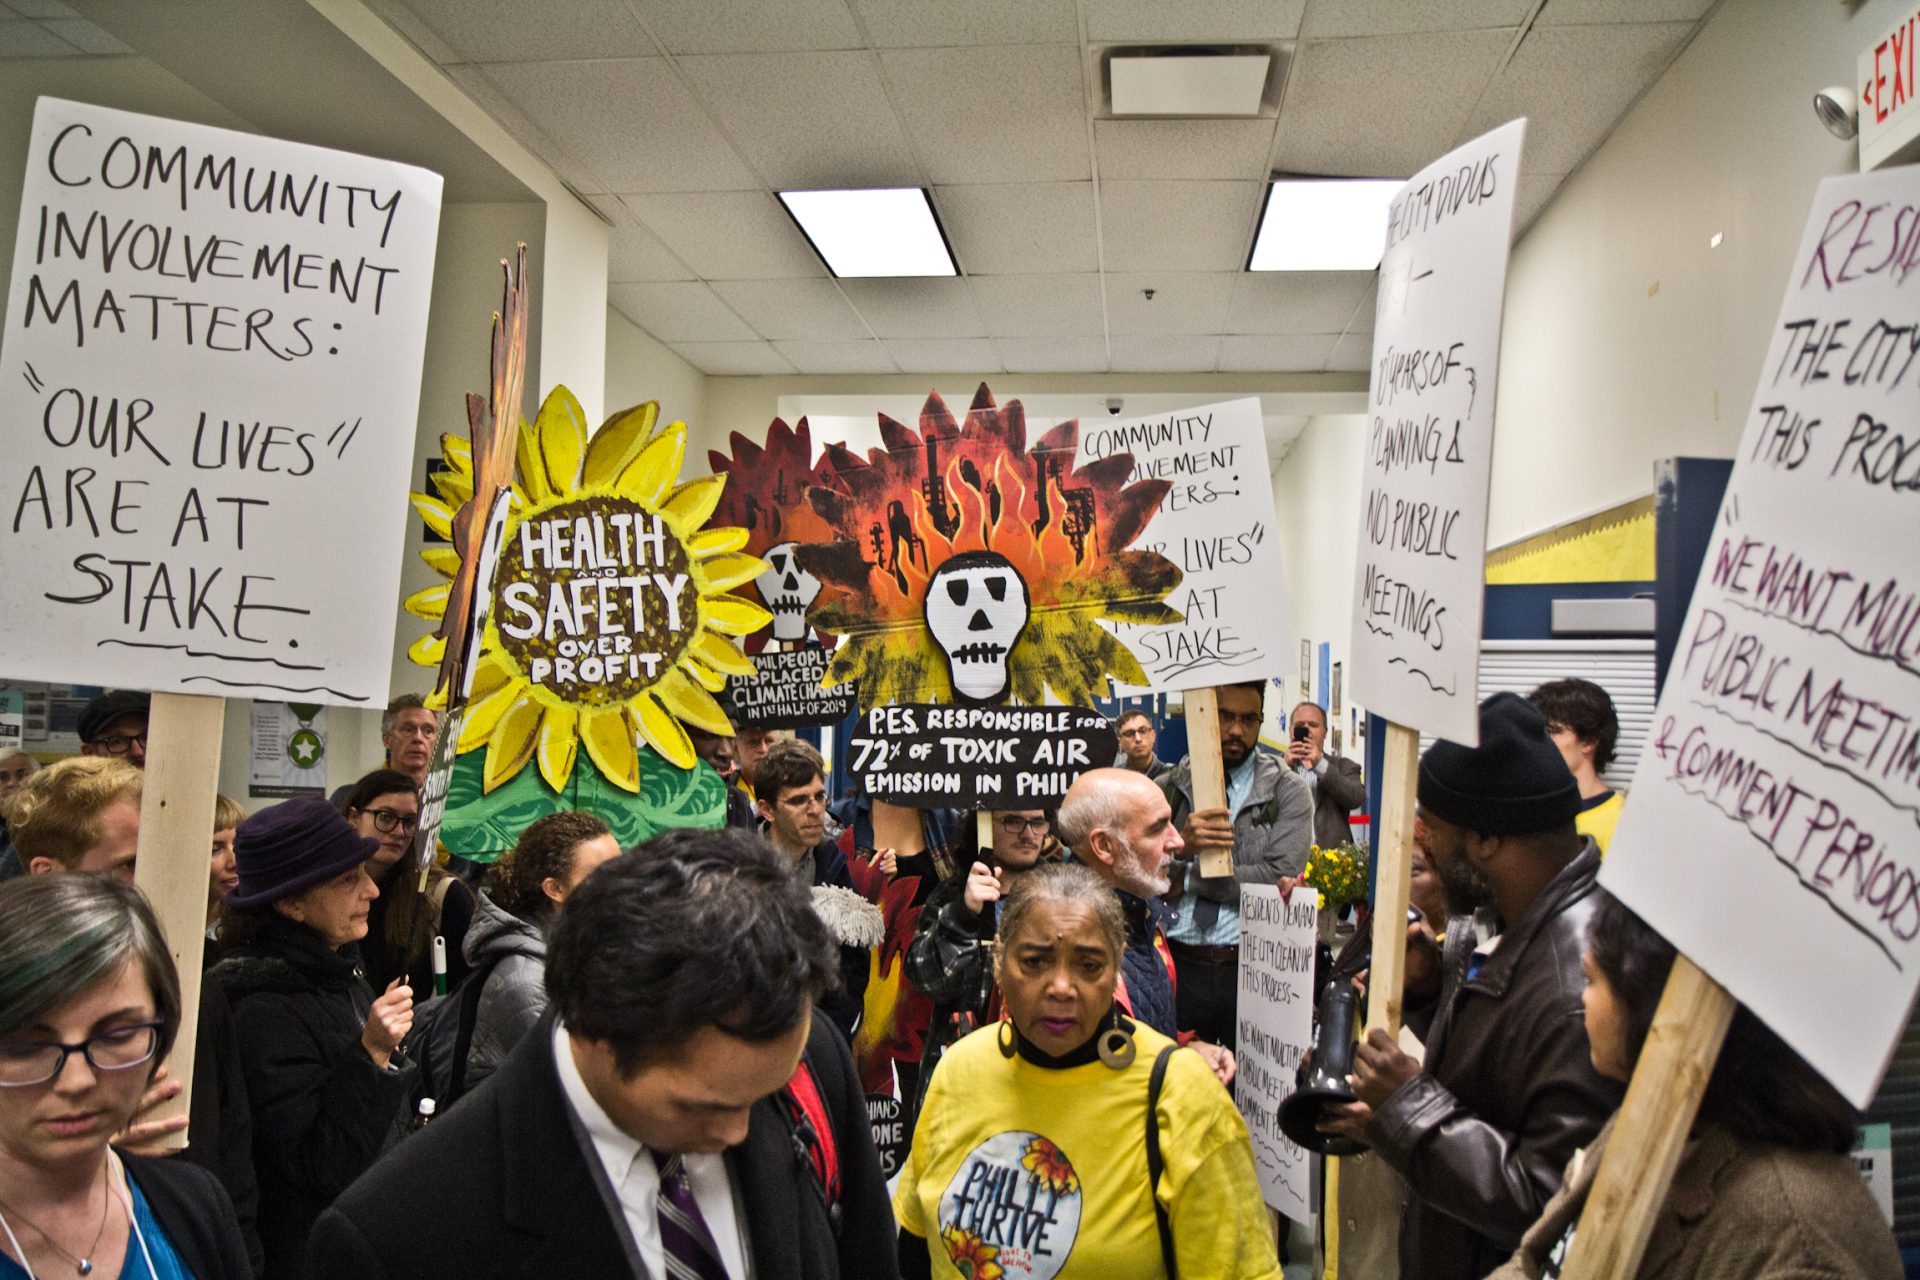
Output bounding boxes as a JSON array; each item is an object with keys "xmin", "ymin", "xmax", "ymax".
[
  {"xmin": 998, "ymin": 816, "xmax": 1049, "ymax": 836},
  {"xmin": 90, "ymin": 733, "xmax": 146, "ymax": 757},
  {"xmin": 0, "ymin": 1022, "xmax": 163, "ymax": 1088},
  {"xmin": 361, "ymin": 807, "xmax": 419, "ymax": 833}
]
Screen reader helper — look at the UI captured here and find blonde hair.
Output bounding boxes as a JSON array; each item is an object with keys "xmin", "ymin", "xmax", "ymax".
[
  {"xmin": 3, "ymin": 756, "xmax": 142, "ymax": 869},
  {"xmin": 213, "ymin": 793, "xmax": 245, "ymax": 835}
]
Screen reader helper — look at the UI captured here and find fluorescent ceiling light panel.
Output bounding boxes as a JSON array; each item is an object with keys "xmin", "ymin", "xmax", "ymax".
[
  {"xmin": 778, "ymin": 188, "xmax": 956, "ymax": 278},
  {"xmin": 1248, "ymin": 178, "xmax": 1402, "ymax": 271},
  {"xmin": 1110, "ymin": 54, "xmax": 1270, "ymax": 116}
]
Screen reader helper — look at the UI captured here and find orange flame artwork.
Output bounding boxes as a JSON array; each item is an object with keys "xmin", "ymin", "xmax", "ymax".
[{"xmin": 708, "ymin": 416, "xmax": 842, "ymax": 653}]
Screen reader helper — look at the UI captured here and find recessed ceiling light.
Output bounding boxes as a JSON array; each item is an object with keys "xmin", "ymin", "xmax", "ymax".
[
  {"xmin": 777, "ymin": 188, "xmax": 957, "ymax": 278},
  {"xmin": 1110, "ymin": 53, "xmax": 1270, "ymax": 117},
  {"xmin": 1248, "ymin": 178, "xmax": 1402, "ymax": 272}
]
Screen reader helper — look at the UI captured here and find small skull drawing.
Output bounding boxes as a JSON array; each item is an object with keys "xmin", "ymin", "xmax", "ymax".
[
  {"xmin": 924, "ymin": 550, "xmax": 1031, "ymax": 704},
  {"xmin": 755, "ymin": 541, "xmax": 821, "ymax": 641}
]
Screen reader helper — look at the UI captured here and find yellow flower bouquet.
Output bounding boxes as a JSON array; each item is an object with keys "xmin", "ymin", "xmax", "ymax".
[{"xmin": 1301, "ymin": 841, "xmax": 1369, "ymax": 915}]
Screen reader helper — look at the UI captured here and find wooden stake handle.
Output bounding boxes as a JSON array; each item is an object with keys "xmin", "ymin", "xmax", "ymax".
[
  {"xmin": 1560, "ymin": 958, "xmax": 1735, "ymax": 1279},
  {"xmin": 1185, "ymin": 688, "xmax": 1233, "ymax": 879},
  {"xmin": 133, "ymin": 691, "xmax": 227, "ymax": 1149},
  {"xmin": 1365, "ymin": 722, "xmax": 1421, "ymax": 1037}
]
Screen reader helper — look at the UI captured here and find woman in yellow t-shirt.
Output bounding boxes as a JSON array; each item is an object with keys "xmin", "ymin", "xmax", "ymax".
[{"xmin": 895, "ymin": 863, "xmax": 1280, "ymax": 1280}]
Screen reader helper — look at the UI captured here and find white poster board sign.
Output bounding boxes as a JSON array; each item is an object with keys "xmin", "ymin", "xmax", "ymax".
[
  {"xmin": 1077, "ymin": 397, "xmax": 1292, "ymax": 691},
  {"xmin": 1601, "ymin": 164, "xmax": 1920, "ymax": 1108},
  {"xmin": 0, "ymin": 98, "xmax": 442, "ymax": 708},
  {"xmin": 1347, "ymin": 119, "xmax": 1527, "ymax": 745},
  {"xmin": 1234, "ymin": 884, "xmax": 1316, "ymax": 1218}
]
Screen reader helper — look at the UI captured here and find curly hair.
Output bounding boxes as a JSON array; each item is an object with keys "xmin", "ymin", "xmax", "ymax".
[
  {"xmin": 486, "ymin": 811, "xmax": 614, "ymax": 920},
  {"xmin": 2, "ymin": 756, "xmax": 142, "ymax": 869}
]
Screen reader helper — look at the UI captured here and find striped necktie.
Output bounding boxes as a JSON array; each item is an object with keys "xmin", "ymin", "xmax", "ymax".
[{"xmin": 653, "ymin": 1152, "xmax": 729, "ymax": 1280}]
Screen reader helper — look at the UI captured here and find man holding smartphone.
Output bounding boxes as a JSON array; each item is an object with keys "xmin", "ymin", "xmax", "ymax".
[{"xmin": 1288, "ymin": 701, "xmax": 1366, "ymax": 849}]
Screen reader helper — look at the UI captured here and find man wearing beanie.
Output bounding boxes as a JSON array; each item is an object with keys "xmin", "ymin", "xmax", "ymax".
[{"xmin": 1321, "ymin": 692, "xmax": 1623, "ymax": 1280}]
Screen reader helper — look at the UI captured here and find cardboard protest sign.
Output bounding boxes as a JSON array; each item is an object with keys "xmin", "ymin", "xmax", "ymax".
[
  {"xmin": 0, "ymin": 98, "xmax": 441, "ymax": 707},
  {"xmin": 708, "ymin": 416, "xmax": 843, "ymax": 655},
  {"xmin": 1600, "ymin": 163, "xmax": 1920, "ymax": 1108},
  {"xmin": 1347, "ymin": 119, "xmax": 1527, "ymax": 746},
  {"xmin": 1235, "ymin": 885, "xmax": 1317, "ymax": 1218},
  {"xmin": 723, "ymin": 643, "xmax": 854, "ymax": 728},
  {"xmin": 1074, "ymin": 397, "xmax": 1291, "ymax": 690},
  {"xmin": 846, "ymin": 703, "xmax": 1116, "ymax": 808}
]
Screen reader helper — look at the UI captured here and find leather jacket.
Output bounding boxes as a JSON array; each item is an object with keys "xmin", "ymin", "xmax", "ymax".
[{"xmin": 1368, "ymin": 842, "xmax": 1623, "ymax": 1280}]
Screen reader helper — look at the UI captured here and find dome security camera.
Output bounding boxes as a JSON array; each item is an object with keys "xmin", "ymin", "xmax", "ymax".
[
  {"xmin": 1815, "ymin": 86, "xmax": 1859, "ymax": 141},
  {"xmin": 1106, "ymin": 397, "xmax": 1124, "ymax": 416}
]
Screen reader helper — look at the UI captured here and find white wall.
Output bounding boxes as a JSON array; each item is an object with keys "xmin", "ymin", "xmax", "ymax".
[
  {"xmin": 1270, "ymin": 415, "xmax": 1367, "ymax": 716},
  {"xmin": 605, "ymin": 306, "xmax": 708, "ymax": 434}
]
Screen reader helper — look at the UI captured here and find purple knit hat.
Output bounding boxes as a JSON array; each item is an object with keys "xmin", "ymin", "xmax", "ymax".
[{"xmin": 229, "ymin": 796, "xmax": 379, "ymax": 907}]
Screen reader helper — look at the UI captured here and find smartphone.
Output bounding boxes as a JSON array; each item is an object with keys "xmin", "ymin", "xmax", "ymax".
[{"xmin": 1292, "ymin": 722, "xmax": 1311, "ymax": 743}]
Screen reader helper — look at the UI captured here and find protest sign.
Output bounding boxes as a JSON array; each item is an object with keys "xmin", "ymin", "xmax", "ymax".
[
  {"xmin": 1076, "ymin": 397, "xmax": 1290, "ymax": 691},
  {"xmin": 1235, "ymin": 884, "xmax": 1316, "ymax": 1219},
  {"xmin": 0, "ymin": 692, "xmax": 22, "ymax": 752},
  {"xmin": 1347, "ymin": 118, "xmax": 1527, "ymax": 747},
  {"xmin": 1599, "ymin": 162, "xmax": 1920, "ymax": 1110},
  {"xmin": 723, "ymin": 642, "xmax": 855, "ymax": 728},
  {"xmin": 248, "ymin": 700, "xmax": 327, "ymax": 798},
  {"xmin": 0, "ymin": 98, "xmax": 442, "ymax": 707},
  {"xmin": 708, "ymin": 416, "xmax": 843, "ymax": 656},
  {"xmin": 846, "ymin": 702, "xmax": 1115, "ymax": 808}
]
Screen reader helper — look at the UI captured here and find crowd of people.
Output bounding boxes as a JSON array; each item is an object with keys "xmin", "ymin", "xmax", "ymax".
[{"xmin": 0, "ymin": 680, "xmax": 1900, "ymax": 1279}]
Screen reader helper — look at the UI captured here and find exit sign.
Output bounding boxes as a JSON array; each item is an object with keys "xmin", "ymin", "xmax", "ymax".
[{"xmin": 1860, "ymin": 7, "xmax": 1920, "ymax": 169}]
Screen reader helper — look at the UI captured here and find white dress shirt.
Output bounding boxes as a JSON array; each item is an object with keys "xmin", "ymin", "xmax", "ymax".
[{"xmin": 551, "ymin": 1021, "xmax": 750, "ymax": 1280}]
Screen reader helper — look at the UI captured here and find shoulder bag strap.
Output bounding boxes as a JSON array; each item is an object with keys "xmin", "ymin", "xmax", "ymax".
[{"xmin": 1146, "ymin": 1043, "xmax": 1179, "ymax": 1280}]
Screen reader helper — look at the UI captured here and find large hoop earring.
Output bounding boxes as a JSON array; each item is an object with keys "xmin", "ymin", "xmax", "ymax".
[
  {"xmin": 1097, "ymin": 1011, "xmax": 1136, "ymax": 1071},
  {"xmin": 997, "ymin": 1019, "xmax": 1016, "ymax": 1059}
]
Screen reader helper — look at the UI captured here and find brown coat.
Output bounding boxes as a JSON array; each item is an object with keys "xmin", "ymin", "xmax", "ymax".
[{"xmin": 1490, "ymin": 1116, "xmax": 1903, "ymax": 1279}]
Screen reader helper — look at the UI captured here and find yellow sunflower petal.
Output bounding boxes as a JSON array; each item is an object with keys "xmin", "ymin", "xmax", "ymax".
[
  {"xmin": 484, "ymin": 696, "xmax": 544, "ymax": 793},
  {"xmin": 688, "ymin": 527, "xmax": 749, "ymax": 556},
  {"xmin": 659, "ymin": 475, "xmax": 725, "ymax": 530},
  {"xmin": 430, "ymin": 467, "xmax": 474, "ymax": 508},
  {"xmin": 679, "ymin": 655, "xmax": 727, "ymax": 692},
  {"xmin": 612, "ymin": 422, "xmax": 686, "ymax": 506},
  {"xmin": 690, "ymin": 631, "xmax": 756, "ymax": 677},
  {"xmin": 534, "ymin": 386, "xmax": 589, "ymax": 496},
  {"xmin": 653, "ymin": 671, "xmax": 736, "ymax": 735},
  {"xmin": 535, "ymin": 703, "xmax": 580, "ymax": 791},
  {"xmin": 410, "ymin": 493, "xmax": 454, "ymax": 541},
  {"xmin": 701, "ymin": 594, "xmax": 773, "ymax": 636},
  {"xmin": 692, "ymin": 552, "xmax": 766, "ymax": 594},
  {"xmin": 458, "ymin": 675, "xmax": 529, "ymax": 752},
  {"xmin": 403, "ymin": 582, "xmax": 451, "ymax": 621},
  {"xmin": 580, "ymin": 706, "xmax": 641, "ymax": 792},
  {"xmin": 424, "ymin": 685, "xmax": 448, "ymax": 713},
  {"xmin": 419, "ymin": 545, "xmax": 461, "ymax": 577},
  {"xmin": 469, "ymin": 650, "xmax": 516, "ymax": 701},
  {"xmin": 514, "ymin": 417, "xmax": 551, "ymax": 504},
  {"xmin": 633, "ymin": 691, "xmax": 695, "ymax": 769},
  {"xmin": 581, "ymin": 401, "xmax": 660, "ymax": 489},
  {"xmin": 407, "ymin": 632, "xmax": 445, "ymax": 668},
  {"xmin": 439, "ymin": 433, "xmax": 473, "ymax": 475}
]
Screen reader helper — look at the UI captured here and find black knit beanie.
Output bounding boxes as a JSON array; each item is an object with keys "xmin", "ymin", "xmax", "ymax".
[{"xmin": 1418, "ymin": 691, "xmax": 1580, "ymax": 836}]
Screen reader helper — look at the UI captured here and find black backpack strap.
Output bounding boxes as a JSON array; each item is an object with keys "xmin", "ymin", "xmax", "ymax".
[
  {"xmin": 1146, "ymin": 1043, "xmax": 1179, "ymax": 1280},
  {"xmin": 446, "ymin": 955, "xmax": 499, "ymax": 1102}
]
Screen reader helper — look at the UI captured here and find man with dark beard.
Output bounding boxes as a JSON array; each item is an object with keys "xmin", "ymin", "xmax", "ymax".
[{"xmin": 1320, "ymin": 692, "xmax": 1622, "ymax": 1280}]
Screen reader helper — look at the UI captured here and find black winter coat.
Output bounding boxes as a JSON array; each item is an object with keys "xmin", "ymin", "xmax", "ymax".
[
  {"xmin": 208, "ymin": 916, "xmax": 419, "ymax": 1280},
  {"xmin": 122, "ymin": 1152, "xmax": 255, "ymax": 1280}
]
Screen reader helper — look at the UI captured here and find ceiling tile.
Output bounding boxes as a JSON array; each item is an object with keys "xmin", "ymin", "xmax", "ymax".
[
  {"xmin": 993, "ymin": 336, "xmax": 1111, "ymax": 373},
  {"xmin": 1535, "ymin": 0, "xmax": 1715, "ymax": 24},
  {"xmin": 623, "ymin": 192, "xmax": 826, "ymax": 279},
  {"xmin": 1227, "ymin": 271, "xmax": 1373, "ymax": 334},
  {"xmin": 1513, "ymin": 172, "xmax": 1563, "ymax": 237},
  {"xmin": 1099, "ymin": 181, "xmax": 1261, "ymax": 273},
  {"xmin": 667, "ymin": 341, "xmax": 799, "ymax": 375},
  {"xmin": 39, "ymin": 18, "xmax": 127, "ymax": 53},
  {"xmin": 710, "ymin": 279, "xmax": 873, "ymax": 340},
  {"xmin": 1464, "ymin": 23, "xmax": 1695, "ymax": 175},
  {"xmin": 880, "ymin": 46, "xmax": 1091, "ymax": 185},
  {"xmin": 1218, "ymin": 333, "xmax": 1339, "ymax": 371},
  {"xmin": 1328, "ymin": 332, "xmax": 1372, "ymax": 371},
  {"xmin": 852, "ymin": 0, "xmax": 1079, "ymax": 47},
  {"xmin": 630, "ymin": 0, "xmax": 862, "ymax": 53},
  {"xmin": 840, "ymin": 278, "xmax": 987, "ymax": 338},
  {"xmin": 1104, "ymin": 272, "xmax": 1235, "ymax": 335},
  {"xmin": 882, "ymin": 338, "xmax": 1004, "ymax": 373},
  {"xmin": 772, "ymin": 340, "xmax": 901, "ymax": 374},
  {"xmin": 1272, "ymin": 31, "xmax": 1513, "ymax": 178},
  {"xmin": 1094, "ymin": 119, "xmax": 1278, "ymax": 182},
  {"xmin": 1343, "ymin": 278, "xmax": 1379, "ymax": 336},
  {"xmin": 444, "ymin": 65, "xmax": 609, "ymax": 194},
  {"xmin": 607, "ymin": 228, "xmax": 696, "ymax": 284},
  {"xmin": 1109, "ymin": 335, "xmax": 1221, "ymax": 373},
  {"xmin": 935, "ymin": 183, "xmax": 1099, "ymax": 275},
  {"xmin": 679, "ymin": 52, "xmax": 922, "ymax": 190},
  {"xmin": 969, "ymin": 274, "xmax": 1106, "ymax": 337},
  {"xmin": 1298, "ymin": 0, "xmax": 1533, "ymax": 38},
  {"xmin": 1084, "ymin": 0, "xmax": 1305, "ymax": 42},
  {"xmin": 478, "ymin": 59, "xmax": 759, "ymax": 193},
  {"xmin": 394, "ymin": 0, "xmax": 650, "ymax": 62},
  {"xmin": 609, "ymin": 282, "xmax": 759, "ymax": 342},
  {"xmin": 3, "ymin": 0, "xmax": 77, "ymax": 17},
  {"xmin": 0, "ymin": 19, "xmax": 75, "ymax": 54}
]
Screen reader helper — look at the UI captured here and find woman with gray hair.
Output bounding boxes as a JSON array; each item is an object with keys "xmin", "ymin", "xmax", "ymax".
[
  {"xmin": 894, "ymin": 863, "xmax": 1278, "ymax": 1279},
  {"xmin": 0, "ymin": 875, "xmax": 250, "ymax": 1280}
]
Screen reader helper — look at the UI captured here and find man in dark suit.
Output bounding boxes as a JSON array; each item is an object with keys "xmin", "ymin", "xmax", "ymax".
[
  {"xmin": 307, "ymin": 828, "xmax": 897, "ymax": 1280},
  {"xmin": 1288, "ymin": 700, "xmax": 1366, "ymax": 849}
]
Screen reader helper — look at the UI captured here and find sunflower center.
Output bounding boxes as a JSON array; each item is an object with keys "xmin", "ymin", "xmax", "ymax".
[{"xmin": 494, "ymin": 495, "xmax": 698, "ymax": 706}]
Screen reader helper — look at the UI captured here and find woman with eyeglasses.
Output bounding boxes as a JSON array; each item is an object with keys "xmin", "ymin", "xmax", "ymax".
[
  {"xmin": 209, "ymin": 797, "xmax": 419, "ymax": 1279},
  {"xmin": 0, "ymin": 874, "xmax": 250, "ymax": 1280},
  {"xmin": 341, "ymin": 770, "xmax": 474, "ymax": 996}
]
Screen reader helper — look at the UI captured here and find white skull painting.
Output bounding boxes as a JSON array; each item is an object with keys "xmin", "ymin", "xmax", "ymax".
[
  {"xmin": 924, "ymin": 550, "xmax": 1031, "ymax": 704},
  {"xmin": 755, "ymin": 541, "xmax": 821, "ymax": 641}
]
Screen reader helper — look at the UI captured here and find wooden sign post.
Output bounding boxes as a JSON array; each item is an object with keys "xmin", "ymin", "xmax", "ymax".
[
  {"xmin": 1363, "ymin": 723, "xmax": 1422, "ymax": 1036},
  {"xmin": 1184, "ymin": 688, "xmax": 1233, "ymax": 879}
]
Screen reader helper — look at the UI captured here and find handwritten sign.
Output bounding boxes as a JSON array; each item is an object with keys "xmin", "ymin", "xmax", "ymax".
[
  {"xmin": 0, "ymin": 98, "xmax": 441, "ymax": 706},
  {"xmin": 1347, "ymin": 119, "xmax": 1526, "ymax": 745},
  {"xmin": 1076, "ymin": 397, "xmax": 1289, "ymax": 691},
  {"xmin": 847, "ymin": 703, "xmax": 1115, "ymax": 808},
  {"xmin": 723, "ymin": 643, "xmax": 855, "ymax": 729},
  {"xmin": 1234, "ymin": 884, "xmax": 1316, "ymax": 1217},
  {"xmin": 1600, "ymin": 164, "xmax": 1920, "ymax": 1108}
]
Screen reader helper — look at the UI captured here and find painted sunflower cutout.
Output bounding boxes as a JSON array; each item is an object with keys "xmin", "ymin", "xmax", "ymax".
[
  {"xmin": 707, "ymin": 415, "xmax": 843, "ymax": 652},
  {"xmin": 802, "ymin": 384, "xmax": 1182, "ymax": 709},
  {"xmin": 406, "ymin": 389, "xmax": 769, "ymax": 789}
]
